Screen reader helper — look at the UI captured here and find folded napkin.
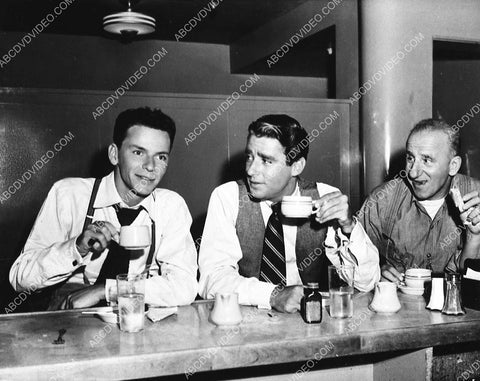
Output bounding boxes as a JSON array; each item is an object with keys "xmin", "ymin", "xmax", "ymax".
[
  {"xmin": 462, "ymin": 259, "xmax": 480, "ymax": 310},
  {"xmin": 146, "ymin": 306, "xmax": 178, "ymax": 322}
]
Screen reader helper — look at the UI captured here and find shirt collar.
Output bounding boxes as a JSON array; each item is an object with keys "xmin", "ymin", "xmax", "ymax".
[{"xmin": 93, "ymin": 171, "xmax": 156, "ymax": 215}]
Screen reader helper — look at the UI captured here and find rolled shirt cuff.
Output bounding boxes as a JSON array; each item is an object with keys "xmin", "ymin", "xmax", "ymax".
[
  {"xmin": 252, "ymin": 281, "xmax": 277, "ymax": 309},
  {"xmin": 105, "ymin": 278, "xmax": 117, "ymax": 303}
]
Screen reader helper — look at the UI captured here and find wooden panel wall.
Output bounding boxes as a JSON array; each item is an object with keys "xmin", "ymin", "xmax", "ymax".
[{"xmin": 0, "ymin": 88, "xmax": 351, "ymax": 310}]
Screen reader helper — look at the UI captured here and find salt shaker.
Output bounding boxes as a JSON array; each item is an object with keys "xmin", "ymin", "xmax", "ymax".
[
  {"xmin": 301, "ymin": 282, "xmax": 322, "ymax": 324},
  {"xmin": 426, "ymin": 277, "xmax": 444, "ymax": 311}
]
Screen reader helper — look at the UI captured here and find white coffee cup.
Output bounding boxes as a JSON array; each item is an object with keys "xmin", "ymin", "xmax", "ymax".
[
  {"xmin": 281, "ymin": 196, "xmax": 319, "ymax": 218},
  {"xmin": 404, "ymin": 268, "xmax": 431, "ymax": 288},
  {"xmin": 119, "ymin": 225, "xmax": 150, "ymax": 249}
]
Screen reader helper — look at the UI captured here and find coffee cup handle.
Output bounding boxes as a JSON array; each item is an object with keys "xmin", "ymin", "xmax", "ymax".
[{"xmin": 311, "ymin": 201, "xmax": 320, "ymax": 215}]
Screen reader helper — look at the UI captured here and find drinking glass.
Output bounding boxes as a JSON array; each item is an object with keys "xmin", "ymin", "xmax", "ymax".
[
  {"xmin": 328, "ymin": 265, "xmax": 355, "ymax": 318},
  {"xmin": 116, "ymin": 273, "xmax": 146, "ymax": 332}
]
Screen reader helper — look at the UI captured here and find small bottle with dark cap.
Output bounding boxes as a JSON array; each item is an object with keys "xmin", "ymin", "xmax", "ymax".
[{"xmin": 301, "ymin": 282, "xmax": 322, "ymax": 323}]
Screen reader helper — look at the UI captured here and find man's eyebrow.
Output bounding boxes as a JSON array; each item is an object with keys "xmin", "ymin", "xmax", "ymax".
[
  {"xmin": 129, "ymin": 144, "xmax": 169, "ymax": 155},
  {"xmin": 129, "ymin": 144, "xmax": 145, "ymax": 150},
  {"xmin": 258, "ymin": 152, "xmax": 275, "ymax": 161}
]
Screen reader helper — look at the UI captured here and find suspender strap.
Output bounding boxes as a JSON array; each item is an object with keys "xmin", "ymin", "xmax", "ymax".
[
  {"xmin": 82, "ymin": 178, "xmax": 102, "ymax": 232},
  {"xmin": 81, "ymin": 178, "xmax": 101, "ymax": 285},
  {"xmin": 144, "ymin": 219, "xmax": 156, "ymax": 277}
]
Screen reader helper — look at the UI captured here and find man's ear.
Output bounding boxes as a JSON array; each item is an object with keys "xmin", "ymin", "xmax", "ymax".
[
  {"xmin": 291, "ymin": 157, "xmax": 306, "ymax": 177},
  {"xmin": 449, "ymin": 155, "xmax": 462, "ymax": 176},
  {"xmin": 108, "ymin": 143, "xmax": 119, "ymax": 166}
]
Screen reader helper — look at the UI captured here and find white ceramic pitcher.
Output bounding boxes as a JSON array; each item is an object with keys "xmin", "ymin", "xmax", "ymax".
[
  {"xmin": 210, "ymin": 292, "xmax": 243, "ymax": 326},
  {"xmin": 369, "ymin": 282, "xmax": 401, "ymax": 314}
]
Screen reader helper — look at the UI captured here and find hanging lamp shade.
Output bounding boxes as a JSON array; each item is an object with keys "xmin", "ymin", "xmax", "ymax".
[{"xmin": 103, "ymin": 8, "xmax": 155, "ymax": 36}]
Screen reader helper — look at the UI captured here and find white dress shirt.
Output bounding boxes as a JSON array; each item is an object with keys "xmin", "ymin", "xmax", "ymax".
[
  {"xmin": 199, "ymin": 181, "xmax": 380, "ymax": 307},
  {"xmin": 9, "ymin": 172, "xmax": 198, "ymax": 307}
]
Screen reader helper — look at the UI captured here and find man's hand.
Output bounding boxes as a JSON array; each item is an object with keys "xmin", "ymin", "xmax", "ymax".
[
  {"xmin": 58, "ymin": 284, "xmax": 106, "ymax": 310},
  {"xmin": 461, "ymin": 191, "xmax": 480, "ymax": 235},
  {"xmin": 313, "ymin": 191, "xmax": 355, "ymax": 234},
  {"xmin": 75, "ymin": 221, "xmax": 119, "ymax": 256},
  {"xmin": 380, "ymin": 264, "xmax": 403, "ymax": 284},
  {"xmin": 269, "ymin": 285, "xmax": 303, "ymax": 313}
]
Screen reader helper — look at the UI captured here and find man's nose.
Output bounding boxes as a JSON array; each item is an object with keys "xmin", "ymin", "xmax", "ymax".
[
  {"xmin": 408, "ymin": 160, "xmax": 421, "ymax": 179},
  {"xmin": 246, "ymin": 159, "xmax": 258, "ymax": 177},
  {"xmin": 143, "ymin": 156, "xmax": 155, "ymax": 171}
]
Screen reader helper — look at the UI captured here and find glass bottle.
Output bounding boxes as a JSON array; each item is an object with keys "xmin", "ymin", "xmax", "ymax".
[
  {"xmin": 301, "ymin": 282, "xmax": 322, "ymax": 324},
  {"xmin": 441, "ymin": 273, "xmax": 466, "ymax": 315}
]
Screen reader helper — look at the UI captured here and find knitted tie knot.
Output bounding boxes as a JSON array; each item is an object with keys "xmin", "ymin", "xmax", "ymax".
[{"xmin": 115, "ymin": 205, "xmax": 143, "ymax": 226}]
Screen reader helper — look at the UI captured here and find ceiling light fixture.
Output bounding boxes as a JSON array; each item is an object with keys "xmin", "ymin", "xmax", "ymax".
[{"xmin": 103, "ymin": 0, "xmax": 155, "ymax": 37}]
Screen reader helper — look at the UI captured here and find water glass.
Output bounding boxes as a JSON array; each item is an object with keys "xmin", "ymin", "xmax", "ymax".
[
  {"xmin": 116, "ymin": 273, "xmax": 146, "ymax": 332},
  {"xmin": 328, "ymin": 265, "xmax": 355, "ymax": 318}
]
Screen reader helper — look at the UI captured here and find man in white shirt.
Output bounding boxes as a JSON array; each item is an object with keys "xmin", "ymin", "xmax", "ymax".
[
  {"xmin": 198, "ymin": 114, "xmax": 380, "ymax": 313},
  {"xmin": 10, "ymin": 107, "xmax": 198, "ymax": 309}
]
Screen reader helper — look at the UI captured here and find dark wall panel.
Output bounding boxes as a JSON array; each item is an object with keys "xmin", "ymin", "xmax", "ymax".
[{"xmin": 0, "ymin": 88, "xmax": 350, "ymax": 311}]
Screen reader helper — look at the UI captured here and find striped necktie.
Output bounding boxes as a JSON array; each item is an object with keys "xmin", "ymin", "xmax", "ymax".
[{"xmin": 260, "ymin": 202, "xmax": 286, "ymax": 285}]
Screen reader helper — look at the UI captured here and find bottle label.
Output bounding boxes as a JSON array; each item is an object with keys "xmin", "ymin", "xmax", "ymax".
[{"xmin": 305, "ymin": 301, "xmax": 321, "ymax": 322}]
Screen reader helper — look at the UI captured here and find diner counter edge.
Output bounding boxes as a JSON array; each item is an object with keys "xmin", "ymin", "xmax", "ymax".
[{"xmin": 0, "ymin": 293, "xmax": 479, "ymax": 380}]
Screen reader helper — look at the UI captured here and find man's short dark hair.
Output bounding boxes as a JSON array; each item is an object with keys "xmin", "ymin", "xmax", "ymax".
[
  {"xmin": 248, "ymin": 114, "xmax": 309, "ymax": 165},
  {"xmin": 113, "ymin": 107, "xmax": 176, "ymax": 149},
  {"xmin": 407, "ymin": 118, "xmax": 460, "ymax": 156}
]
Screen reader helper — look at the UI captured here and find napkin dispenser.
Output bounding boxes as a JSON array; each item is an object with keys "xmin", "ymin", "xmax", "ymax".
[{"xmin": 461, "ymin": 259, "xmax": 480, "ymax": 311}]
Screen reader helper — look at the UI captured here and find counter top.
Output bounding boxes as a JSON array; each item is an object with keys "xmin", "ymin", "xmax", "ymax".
[{"xmin": 1, "ymin": 293, "xmax": 480, "ymax": 380}]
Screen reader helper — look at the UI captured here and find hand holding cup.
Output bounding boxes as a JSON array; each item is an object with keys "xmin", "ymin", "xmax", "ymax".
[
  {"xmin": 76, "ymin": 220, "xmax": 119, "ymax": 256},
  {"xmin": 313, "ymin": 191, "xmax": 355, "ymax": 234}
]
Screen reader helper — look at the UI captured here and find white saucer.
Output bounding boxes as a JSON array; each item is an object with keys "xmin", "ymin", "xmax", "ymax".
[{"xmin": 399, "ymin": 284, "xmax": 424, "ymax": 296}]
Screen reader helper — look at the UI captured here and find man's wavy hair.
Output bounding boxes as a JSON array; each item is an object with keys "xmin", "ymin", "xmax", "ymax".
[{"xmin": 247, "ymin": 114, "xmax": 309, "ymax": 165}]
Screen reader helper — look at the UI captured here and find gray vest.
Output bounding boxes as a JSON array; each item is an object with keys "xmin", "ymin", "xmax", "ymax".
[{"xmin": 235, "ymin": 178, "xmax": 331, "ymax": 289}]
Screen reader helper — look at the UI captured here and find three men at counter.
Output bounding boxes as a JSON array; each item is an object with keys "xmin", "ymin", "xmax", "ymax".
[
  {"xmin": 8, "ymin": 110, "xmax": 480, "ymax": 313},
  {"xmin": 359, "ymin": 119, "xmax": 480, "ymax": 283},
  {"xmin": 9, "ymin": 107, "xmax": 198, "ymax": 309},
  {"xmin": 198, "ymin": 114, "xmax": 380, "ymax": 312}
]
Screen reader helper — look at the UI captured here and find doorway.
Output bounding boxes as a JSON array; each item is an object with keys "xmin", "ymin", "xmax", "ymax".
[{"xmin": 433, "ymin": 40, "xmax": 480, "ymax": 179}]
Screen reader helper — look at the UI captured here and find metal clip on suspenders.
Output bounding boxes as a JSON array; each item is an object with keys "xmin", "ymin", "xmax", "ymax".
[{"xmin": 82, "ymin": 178, "xmax": 156, "ymax": 281}]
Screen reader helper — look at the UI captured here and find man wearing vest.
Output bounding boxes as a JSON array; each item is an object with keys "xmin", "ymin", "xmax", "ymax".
[
  {"xmin": 358, "ymin": 119, "xmax": 480, "ymax": 283},
  {"xmin": 10, "ymin": 107, "xmax": 198, "ymax": 309},
  {"xmin": 199, "ymin": 114, "xmax": 380, "ymax": 313}
]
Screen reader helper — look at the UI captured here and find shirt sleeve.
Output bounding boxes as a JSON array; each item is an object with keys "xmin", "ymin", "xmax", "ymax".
[
  {"xmin": 324, "ymin": 220, "xmax": 381, "ymax": 292},
  {"xmin": 198, "ymin": 184, "xmax": 276, "ymax": 307},
  {"xmin": 144, "ymin": 194, "xmax": 198, "ymax": 307},
  {"xmin": 9, "ymin": 182, "xmax": 86, "ymax": 292},
  {"xmin": 317, "ymin": 183, "xmax": 380, "ymax": 292},
  {"xmin": 357, "ymin": 192, "xmax": 385, "ymax": 255}
]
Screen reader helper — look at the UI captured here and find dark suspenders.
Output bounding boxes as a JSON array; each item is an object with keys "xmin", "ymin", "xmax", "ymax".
[
  {"xmin": 82, "ymin": 178, "xmax": 156, "ymax": 280},
  {"xmin": 82, "ymin": 178, "xmax": 102, "ymax": 232}
]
